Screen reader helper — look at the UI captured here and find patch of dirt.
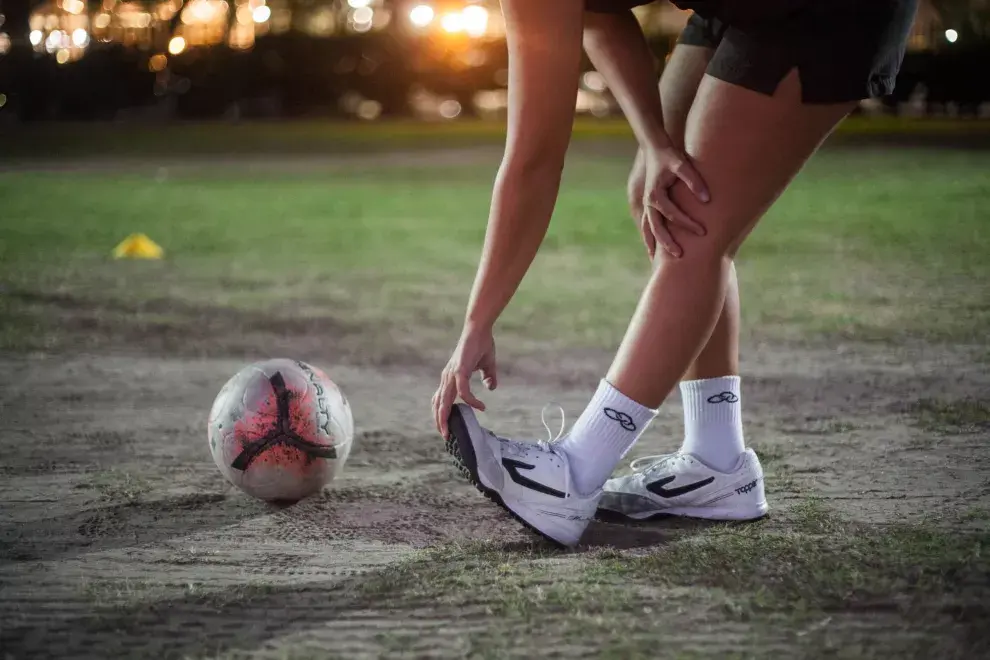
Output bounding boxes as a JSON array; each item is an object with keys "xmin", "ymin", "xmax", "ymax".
[
  {"xmin": 1, "ymin": 314, "xmax": 988, "ymax": 656},
  {"xmin": 3, "ymin": 287, "xmax": 442, "ymax": 369}
]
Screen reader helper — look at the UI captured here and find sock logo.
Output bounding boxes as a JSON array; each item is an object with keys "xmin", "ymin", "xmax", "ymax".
[
  {"xmin": 706, "ymin": 391, "xmax": 739, "ymax": 404},
  {"xmin": 603, "ymin": 407, "xmax": 637, "ymax": 431}
]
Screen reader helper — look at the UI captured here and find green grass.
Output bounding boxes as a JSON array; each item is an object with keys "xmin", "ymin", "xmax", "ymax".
[
  {"xmin": 746, "ymin": 443, "xmax": 803, "ymax": 494},
  {"xmin": 54, "ymin": 510, "xmax": 989, "ymax": 658},
  {"xmin": 1, "ymin": 143, "xmax": 988, "ymax": 355},
  {"xmin": 908, "ymin": 398, "xmax": 990, "ymax": 433},
  {"xmin": 790, "ymin": 497, "xmax": 845, "ymax": 534},
  {"xmin": 960, "ymin": 506, "xmax": 990, "ymax": 523},
  {"xmin": 79, "ymin": 577, "xmax": 182, "ymax": 607},
  {"xmin": 81, "ymin": 467, "xmax": 150, "ymax": 503},
  {"xmin": 337, "ymin": 512, "xmax": 989, "ymax": 655},
  {"xmin": 1, "ymin": 115, "xmax": 988, "ymax": 161},
  {"xmin": 83, "ymin": 469, "xmax": 153, "ymax": 504}
]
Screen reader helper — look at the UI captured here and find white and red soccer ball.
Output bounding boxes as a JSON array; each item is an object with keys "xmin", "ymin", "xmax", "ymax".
[{"xmin": 208, "ymin": 359, "xmax": 354, "ymax": 502}]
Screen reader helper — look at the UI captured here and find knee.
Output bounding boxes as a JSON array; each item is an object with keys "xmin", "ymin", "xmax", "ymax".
[
  {"xmin": 654, "ymin": 235, "xmax": 733, "ymax": 274},
  {"xmin": 664, "ymin": 181, "xmax": 751, "ymax": 265},
  {"xmin": 659, "ymin": 224, "xmax": 735, "ymax": 265}
]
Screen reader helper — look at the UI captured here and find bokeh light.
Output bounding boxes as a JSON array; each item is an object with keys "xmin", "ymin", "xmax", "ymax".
[
  {"xmin": 168, "ymin": 36, "xmax": 186, "ymax": 55},
  {"xmin": 252, "ymin": 5, "xmax": 271, "ymax": 23},
  {"xmin": 945, "ymin": 29, "xmax": 958, "ymax": 43},
  {"xmin": 582, "ymin": 71, "xmax": 607, "ymax": 93},
  {"xmin": 351, "ymin": 5, "xmax": 373, "ymax": 33},
  {"xmin": 71, "ymin": 28, "xmax": 90, "ymax": 48},
  {"xmin": 462, "ymin": 6, "xmax": 488, "ymax": 37},
  {"xmin": 440, "ymin": 12, "xmax": 463, "ymax": 33},
  {"xmin": 409, "ymin": 5, "xmax": 434, "ymax": 28},
  {"xmin": 353, "ymin": 6, "xmax": 373, "ymax": 23},
  {"xmin": 63, "ymin": 0, "xmax": 86, "ymax": 15},
  {"xmin": 357, "ymin": 99, "xmax": 382, "ymax": 120},
  {"xmin": 45, "ymin": 30, "xmax": 63, "ymax": 54},
  {"xmin": 148, "ymin": 53, "xmax": 168, "ymax": 72},
  {"xmin": 439, "ymin": 99, "xmax": 462, "ymax": 119}
]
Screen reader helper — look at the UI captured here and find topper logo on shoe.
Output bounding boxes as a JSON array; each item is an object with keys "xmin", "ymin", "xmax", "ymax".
[
  {"xmin": 603, "ymin": 407, "xmax": 637, "ymax": 431},
  {"xmin": 706, "ymin": 391, "xmax": 739, "ymax": 404},
  {"xmin": 735, "ymin": 479, "xmax": 758, "ymax": 495}
]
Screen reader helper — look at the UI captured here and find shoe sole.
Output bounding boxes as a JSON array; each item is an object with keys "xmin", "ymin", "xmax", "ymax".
[
  {"xmin": 445, "ymin": 405, "xmax": 567, "ymax": 548},
  {"xmin": 595, "ymin": 501, "xmax": 769, "ymax": 523}
]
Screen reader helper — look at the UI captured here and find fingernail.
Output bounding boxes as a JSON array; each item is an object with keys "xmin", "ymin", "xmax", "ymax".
[{"xmin": 701, "ymin": 191, "xmax": 710, "ymax": 203}]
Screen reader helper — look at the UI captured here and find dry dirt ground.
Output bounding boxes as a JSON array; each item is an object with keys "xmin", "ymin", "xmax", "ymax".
[{"xmin": 1, "ymin": 304, "xmax": 988, "ymax": 658}]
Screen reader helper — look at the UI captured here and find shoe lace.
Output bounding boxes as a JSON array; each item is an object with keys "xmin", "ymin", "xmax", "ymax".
[
  {"xmin": 628, "ymin": 453, "xmax": 678, "ymax": 473},
  {"xmin": 538, "ymin": 402, "xmax": 566, "ymax": 450},
  {"xmin": 491, "ymin": 402, "xmax": 566, "ymax": 454}
]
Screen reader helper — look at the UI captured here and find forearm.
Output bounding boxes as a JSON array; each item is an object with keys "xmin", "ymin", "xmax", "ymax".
[
  {"xmin": 464, "ymin": 159, "xmax": 563, "ymax": 329},
  {"xmin": 460, "ymin": 0, "xmax": 583, "ymax": 332},
  {"xmin": 583, "ymin": 10, "xmax": 670, "ymax": 153}
]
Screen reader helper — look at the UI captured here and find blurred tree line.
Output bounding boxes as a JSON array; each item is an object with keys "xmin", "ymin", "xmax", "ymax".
[{"xmin": 0, "ymin": 0, "xmax": 988, "ymax": 121}]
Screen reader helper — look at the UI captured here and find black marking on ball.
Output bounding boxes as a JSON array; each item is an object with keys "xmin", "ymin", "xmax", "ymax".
[{"xmin": 230, "ymin": 371, "xmax": 337, "ymax": 472}]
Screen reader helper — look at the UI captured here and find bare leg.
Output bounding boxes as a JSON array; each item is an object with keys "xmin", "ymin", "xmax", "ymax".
[
  {"xmin": 608, "ymin": 69, "xmax": 856, "ymax": 407},
  {"xmin": 654, "ymin": 45, "xmax": 740, "ymax": 381}
]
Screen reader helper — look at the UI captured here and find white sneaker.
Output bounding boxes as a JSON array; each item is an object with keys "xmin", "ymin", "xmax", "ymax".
[
  {"xmin": 597, "ymin": 449, "xmax": 768, "ymax": 521},
  {"xmin": 445, "ymin": 403, "xmax": 599, "ymax": 547}
]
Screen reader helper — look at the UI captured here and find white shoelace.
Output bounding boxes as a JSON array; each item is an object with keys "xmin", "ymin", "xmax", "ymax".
[
  {"xmin": 492, "ymin": 403, "xmax": 566, "ymax": 452},
  {"xmin": 539, "ymin": 402, "xmax": 566, "ymax": 448}
]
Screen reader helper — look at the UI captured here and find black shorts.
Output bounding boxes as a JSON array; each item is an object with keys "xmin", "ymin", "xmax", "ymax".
[{"xmin": 585, "ymin": 1, "xmax": 919, "ymax": 104}]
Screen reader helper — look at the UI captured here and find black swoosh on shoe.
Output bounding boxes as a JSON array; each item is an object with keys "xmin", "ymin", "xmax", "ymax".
[
  {"xmin": 502, "ymin": 458, "xmax": 566, "ymax": 498},
  {"xmin": 645, "ymin": 475, "xmax": 715, "ymax": 498}
]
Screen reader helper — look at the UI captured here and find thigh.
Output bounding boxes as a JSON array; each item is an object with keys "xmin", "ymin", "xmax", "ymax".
[
  {"xmin": 658, "ymin": 44, "xmax": 713, "ymax": 150},
  {"xmin": 668, "ymin": 68, "xmax": 856, "ymax": 259}
]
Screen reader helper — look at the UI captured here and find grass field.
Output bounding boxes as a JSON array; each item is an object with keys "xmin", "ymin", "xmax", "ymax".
[{"xmin": 1, "ymin": 121, "xmax": 989, "ymax": 659}]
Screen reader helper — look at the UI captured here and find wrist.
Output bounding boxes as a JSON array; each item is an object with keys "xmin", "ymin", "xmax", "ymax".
[
  {"xmin": 642, "ymin": 134, "xmax": 673, "ymax": 157},
  {"xmin": 463, "ymin": 315, "xmax": 495, "ymax": 336}
]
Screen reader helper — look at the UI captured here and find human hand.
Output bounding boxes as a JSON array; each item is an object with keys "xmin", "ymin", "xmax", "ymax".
[
  {"xmin": 431, "ymin": 323, "xmax": 498, "ymax": 439},
  {"xmin": 639, "ymin": 145, "xmax": 710, "ymax": 259},
  {"xmin": 627, "ymin": 147, "xmax": 648, "ymax": 233}
]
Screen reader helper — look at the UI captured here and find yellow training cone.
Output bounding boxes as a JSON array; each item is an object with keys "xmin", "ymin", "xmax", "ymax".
[{"xmin": 112, "ymin": 233, "xmax": 164, "ymax": 260}]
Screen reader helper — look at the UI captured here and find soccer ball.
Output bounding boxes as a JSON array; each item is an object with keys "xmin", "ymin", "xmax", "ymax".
[{"xmin": 207, "ymin": 358, "xmax": 354, "ymax": 502}]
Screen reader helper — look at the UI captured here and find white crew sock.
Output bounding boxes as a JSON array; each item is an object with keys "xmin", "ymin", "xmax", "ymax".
[
  {"xmin": 559, "ymin": 379, "xmax": 657, "ymax": 494},
  {"xmin": 679, "ymin": 376, "xmax": 745, "ymax": 473}
]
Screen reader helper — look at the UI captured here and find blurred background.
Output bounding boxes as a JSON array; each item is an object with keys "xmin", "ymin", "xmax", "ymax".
[{"xmin": 0, "ymin": 0, "xmax": 988, "ymax": 124}]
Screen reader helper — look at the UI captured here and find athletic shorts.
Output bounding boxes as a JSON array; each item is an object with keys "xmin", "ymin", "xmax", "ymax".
[{"xmin": 584, "ymin": 1, "xmax": 919, "ymax": 103}]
